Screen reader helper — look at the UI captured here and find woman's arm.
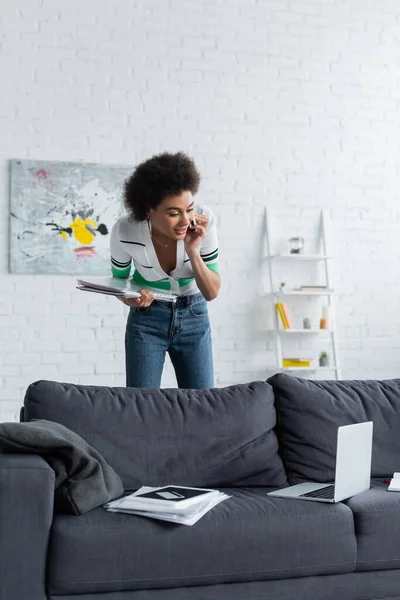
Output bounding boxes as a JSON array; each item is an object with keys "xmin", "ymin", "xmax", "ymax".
[
  {"xmin": 110, "ymin": 220, "xmax": 154, "ymax": 307},
  {"xmin": 184, "ymin": 210, "xmax": 221, "ymax": 301},
  {"xmin": 186, "ymin": 249, "xmax": 221, "ymax": 301},
  {"xmin": 110, "ymin": 220, "xmax": 132, "ymax": 278}
]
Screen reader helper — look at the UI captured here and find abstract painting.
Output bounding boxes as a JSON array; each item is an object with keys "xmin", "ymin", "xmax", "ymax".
[{"xmin": 10, "ymin": 159, "xmax": 132, "ymax": 274}]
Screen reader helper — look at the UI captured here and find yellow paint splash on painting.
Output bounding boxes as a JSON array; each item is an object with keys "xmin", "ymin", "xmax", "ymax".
[{"xmin": 67, "ymin": 217, "xmax": 97, "ymax": 244}]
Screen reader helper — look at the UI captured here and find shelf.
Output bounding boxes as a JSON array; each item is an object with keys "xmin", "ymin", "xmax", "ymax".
[
  {"xmin": 268, "ymin": 254, "xmax": 330, "ymax": 261},
  {"xmin": 277, "ymin": 329, "xmax": 331, "ymax": 334},
  {"xmin": 281, "ymin": 366, "xmax": 338, "ymax": 372},
  {"xmin": 279, "ymin": 290, "xmax": 334, "ymax": 296}
]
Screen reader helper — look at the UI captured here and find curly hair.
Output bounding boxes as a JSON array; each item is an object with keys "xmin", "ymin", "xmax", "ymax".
[{"xmin": 123, "ymin": 151, "xmax": 201, "ymax": 221}]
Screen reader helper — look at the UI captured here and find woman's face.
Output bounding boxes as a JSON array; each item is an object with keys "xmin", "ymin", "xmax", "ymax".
[{"xmin": 149, "ymin": 190, "xmax": 195, "ymax": 240}]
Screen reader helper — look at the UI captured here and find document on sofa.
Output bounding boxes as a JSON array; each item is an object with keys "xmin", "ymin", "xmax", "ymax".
[
  {"xmin": 104, "ymin": 485, "xmax": 230, "ymax": 526},
  {"xmin": 388, "ymin": 473, "xmax": 400, "ymax": 492}
]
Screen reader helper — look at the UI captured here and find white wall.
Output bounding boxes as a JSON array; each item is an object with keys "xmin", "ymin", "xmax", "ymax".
[{"xmin": 1, "ymin": 0, "xmax": 400, "ymax": 421}]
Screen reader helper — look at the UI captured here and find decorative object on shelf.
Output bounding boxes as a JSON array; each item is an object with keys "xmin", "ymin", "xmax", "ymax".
[
  {"xmin": 282, "ymin": 358, "xmax": 311, "ymax": 368},
  {"xmin": 319, "ymin": 305, "xmax": 329, "ymax": 330},
  {"xmin": 319, "ymin": 352, "xmax": 329, "ymax": 367},
  {"xmin": 303, "ymin": 317, "xmax": 311, "ymax": 329},
  {"xmin": 289, "ymin": 236, "xmax": 304, "ymax": 254},
  {"xmin": 279, "ymin": 281, "xmax": 286, "ymax": 292}
]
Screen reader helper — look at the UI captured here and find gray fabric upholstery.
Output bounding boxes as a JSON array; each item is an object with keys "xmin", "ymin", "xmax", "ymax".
[
  {"xmin": 0, "ymin": 453, "xmax": 55, "ymax": 600},
  {"xmin": 0, "ymin": 420, "xmax": 123, "ymax": 514},
  {"xmin": 345, "ymin": 479, "xmax": 400, "ymax": 572},
  {"xmin": 268, "ymin": 373, "xmax": 400, "ymax": 483},
  {"xmin": 48, "ymin": 569, "xmax": 400, "ymax": 600},
  {"xmin": 23, "ymin": 380, "xmax": 287, "ymax": 489},
  {"xmin": 47, "ymin": 487, "xmax": 356, "ymax": 596}
]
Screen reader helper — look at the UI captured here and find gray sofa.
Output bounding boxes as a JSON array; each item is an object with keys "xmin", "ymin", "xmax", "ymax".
[{"xmin": 1, "ymin": 373, "xmax": 400, "ymax": 600}]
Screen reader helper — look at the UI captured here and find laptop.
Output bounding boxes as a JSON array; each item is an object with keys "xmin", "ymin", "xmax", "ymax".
[{"xmin": 267, "ymin": 421, "xmax": 373, "ymax": 503}]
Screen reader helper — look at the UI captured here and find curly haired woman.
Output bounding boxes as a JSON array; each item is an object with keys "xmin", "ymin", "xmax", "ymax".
[{"xmin": 110, "ymin": 151, "xmax": 220, "ymax": 389}]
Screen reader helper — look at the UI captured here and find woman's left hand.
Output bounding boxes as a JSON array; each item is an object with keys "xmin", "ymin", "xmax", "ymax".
[
  {"xmin": 118, "ymin": 289, "xmax": 155, "ymax": 307},
  {"xmin": 184, "ymin": 213, "xmax": 209, "ymax": 254}
]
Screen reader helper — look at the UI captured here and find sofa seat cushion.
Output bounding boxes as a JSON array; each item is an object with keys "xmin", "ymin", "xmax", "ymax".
[
  {"xmin": 268, "ymin": 373, "xmax": 400, "ymax": 484},
  {"xmin": 47, "ymin": 488, "xmax": 356, "ymax": 596},
  {"xmin": 23, "ymin": 380, "xmax": 287, "ymax": 489},
  {"xmin": 345, "ymin": 480, "xmax": 400, "ymax": 571}
]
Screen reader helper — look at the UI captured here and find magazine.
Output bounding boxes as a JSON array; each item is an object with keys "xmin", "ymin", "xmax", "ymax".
[
  {"xmin": 124, "ymin": 485, "xmax": 217, "ymax": 508},
  {"xmin": 76, "ymin": 277, "xmax": 177, "ymax": 302},
  {"xmin": 76, "ymin": 277, "xmax": 141, "ymax": 298}
]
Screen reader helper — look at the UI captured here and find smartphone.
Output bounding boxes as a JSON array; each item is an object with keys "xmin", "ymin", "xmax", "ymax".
[
  {"xmin": 190, "ymin": 217, "xmax": 197, "ymax": 231},
  {"xmin": 156, "ymin": 490, "xmax": 185, "ymax": 500}
]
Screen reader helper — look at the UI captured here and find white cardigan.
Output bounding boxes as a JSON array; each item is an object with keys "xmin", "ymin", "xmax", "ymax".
[{"xmin": 110, "ymin": 204, "xmax": 219, "ymax": 297}]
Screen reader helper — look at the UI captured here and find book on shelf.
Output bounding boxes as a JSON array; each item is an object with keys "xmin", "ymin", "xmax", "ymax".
[
  {"xmin": 282, "ymin": 358, "xmax": 312, "ymax": 368},
  {"xmin": 76, "ymin": 277, "xmax": 177, "ymax": 302},
  {"xmin": 275, "ymin": 302, "xmax": 293, "ymax": 329},
  {"xmin": 104, "ymin": 485, "xmax": 230, "ymax": 526},
  {"xmin": 281, "ymin": 303, "xmax": 293, "ymax": 328},
  {"xmin": 275, "ymin": 302, "xmax": 288, "ymax": 328},
  {"xmin": 297, "ymin": 285, "xmax": 334, "ymax": 292}
]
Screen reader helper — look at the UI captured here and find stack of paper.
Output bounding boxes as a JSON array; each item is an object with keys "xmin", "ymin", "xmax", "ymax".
[
  {"xmin": 105, "ymin": 485, "xmax": 230, "ymax": 526},
  {"xmin": 388, "ymin": 473, "xmax": 400, "ymax": 492},
  {"xmin": 77, "ymin": 277, "xmax": 141, "ymax": 298},
  {"xmin": 76, "ymin": 277, "xmax": 177, "ymax": 302},
  {"xmin": 299, "ymin": 286, "xmax": 334, "ymax": 292}
]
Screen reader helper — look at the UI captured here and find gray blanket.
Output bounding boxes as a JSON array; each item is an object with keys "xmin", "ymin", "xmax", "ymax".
[{"xmin": 0, "ymin": 419, "xmax": 123, "ymax": 515}]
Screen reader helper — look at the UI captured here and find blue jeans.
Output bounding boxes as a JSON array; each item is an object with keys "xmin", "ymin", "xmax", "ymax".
[{"xmin": 125, "ymin": 293, "xmax": 214, "ymax": 388}]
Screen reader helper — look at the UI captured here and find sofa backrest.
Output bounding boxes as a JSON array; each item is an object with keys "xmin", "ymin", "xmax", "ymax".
[
  {"xmin": 23, "ymin": 380, "xmax": 288, "ymax": 490},
  {"xmin": 268, "ymin": 373, "xmax": 400, "ymax": 484}
]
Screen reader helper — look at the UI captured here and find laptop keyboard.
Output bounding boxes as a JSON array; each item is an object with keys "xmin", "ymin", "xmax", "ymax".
[{"xmin": 300, "ymin": 485, "xmax": 335, "ymax": 499}]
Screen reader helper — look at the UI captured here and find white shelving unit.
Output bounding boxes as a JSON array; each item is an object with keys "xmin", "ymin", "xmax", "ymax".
[{"xmin": 265, "ymin": 208, "xmax": 341, "ymax": 380}]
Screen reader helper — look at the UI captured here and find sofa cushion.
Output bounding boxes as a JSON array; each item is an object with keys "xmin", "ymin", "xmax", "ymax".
[
  {"xmin": 268, "ymin": 373, "xmax": 400, "ymax": 484},
  {"xmin": 345, "ymin": 479, "xmax": 400, "ymax": 572},
  {"xmin": 47, "ymin": 487, "xmax": 356, "ymax": 595},
  {"xmin": 23, "ymin": 380, "xmax": 287, "ymax": 490}
]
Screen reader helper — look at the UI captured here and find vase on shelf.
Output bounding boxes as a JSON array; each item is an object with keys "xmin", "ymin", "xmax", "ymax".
[
  {"xmin": 319, "ymin": 305, "xmax": 329, "ymax": 330},
  {"xmin": 319, "ymin": 352, "xmax": 329, "ymax": 367}
]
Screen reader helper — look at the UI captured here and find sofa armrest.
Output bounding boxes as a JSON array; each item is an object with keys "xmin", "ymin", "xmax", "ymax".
[{"xmin": 0, "ymin": 454, "xmax": 55, "ymax": 600}]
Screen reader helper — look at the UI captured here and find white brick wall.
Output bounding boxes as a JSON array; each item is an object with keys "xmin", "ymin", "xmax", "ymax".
[{"xmin": 1, "ymin": 0, "xmax": 400, "ymax": 420}]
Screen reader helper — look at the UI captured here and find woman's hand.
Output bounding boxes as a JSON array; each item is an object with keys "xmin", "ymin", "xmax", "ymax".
[
  {"xmin": 117, "ymin": 289, "xmax": 155, "ymax": 308},
  {"xmin": 184, "ymin": 213, "xmax": 209, "ymax": 254}
]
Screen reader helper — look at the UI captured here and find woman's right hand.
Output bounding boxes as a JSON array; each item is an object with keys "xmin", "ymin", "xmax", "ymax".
[{"xmin": 117, "ymin": 289, "xmax": 155, "ymax": 308}]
